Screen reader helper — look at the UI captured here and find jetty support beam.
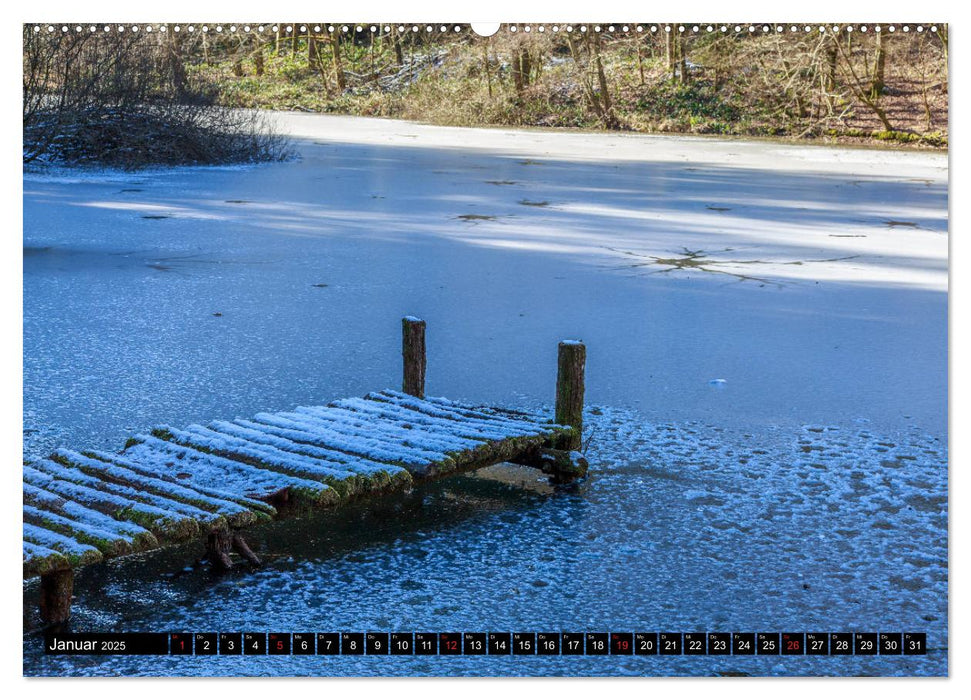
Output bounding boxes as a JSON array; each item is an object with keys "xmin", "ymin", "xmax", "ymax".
[
  {"xmin": 554, "ymin": 340, "xmax": 586, "ymax": 451},
  {"xmin": 206, "ymin": 527, "xmax": 261, "ymax": 571},
  {"xmin": 232, "ymin": 532, "xmax": 262, "ymax": 567},
  {"xmin": 512, "ymin": 447, "xmax": 589, "ymax": 483},
  {"xmin": 39, "ymin": 568, "xmax": 73, "ymax": 626},
  {"xmin": 206, "ymin": 528, "xmax": 234, "ymax": 571},
  {"xmin": 402, "ymin": 316, "xmax": 427, "ymax": 398}
]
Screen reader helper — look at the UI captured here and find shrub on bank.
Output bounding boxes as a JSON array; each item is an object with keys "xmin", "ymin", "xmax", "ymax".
[{"xmin": 23, "ymin": 27, "xmax": 290, "ymax": 169}]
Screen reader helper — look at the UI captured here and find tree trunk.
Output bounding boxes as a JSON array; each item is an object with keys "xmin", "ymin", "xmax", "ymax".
[
  {"xmin": 391, "ymin": 25, "xmax": 404, "ymax": 67},
  {"xmin": 636, "ymin": 40, "xmax": 645, "ymax": 85},
  {"xmin": 870, "ymin": 30, "xmax": 886, "ymax": 99},
  {"xmin": 512, "ymin": 47, "xmax": 531, "ymax": 93},
  {"xmin": 254, "ymin": 41, "xmax": 265, "ymax": 77},
  {"xmin": 202, "ymin": 31, "xmax": 211, "ymax": 66},
  {"xmin": 826, "ymin": 34, "xmax": 838, "ymax": 92},
  {"xmin": 369, "ymin": 35, "xmax": 375, "ymax": 79},
  {"xmin": 166, "ymin": 25, "xmax": 187, "ymax": 98},
  {"xmin": 568, "ymin": 34, "xmax": 608, "ymax": 127},
  {"xmin": 678, "ymin": 30, "xmax": 689, "ymax": 85},
  {"xmin": 483, "ymin": 41, "xmax": 493, "ymax": 98},
  {"xmin": 939, "ymin": 26, "xmax": 948, "ymax": 91},
  {"xmin": 591, "ymin": 33, "xmax": 617, "ymax": 128},
  {"xmin": 331, "ymin": 34, "xmax": 346, "ymax": 92},
  {"xmin": 665, "ymin": 29, "xmax": 675, "ymax": 81}
]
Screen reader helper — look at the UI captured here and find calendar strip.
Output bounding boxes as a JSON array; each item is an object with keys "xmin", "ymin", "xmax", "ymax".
[{"xmin": 44, "ymin": 632, "xmax": 927, "ymax": 656}]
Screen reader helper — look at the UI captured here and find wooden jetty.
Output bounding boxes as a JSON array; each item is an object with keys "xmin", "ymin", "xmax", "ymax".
[{"xmin": 23, "ymin": 318, "xmax": 587, "ymax": 625}]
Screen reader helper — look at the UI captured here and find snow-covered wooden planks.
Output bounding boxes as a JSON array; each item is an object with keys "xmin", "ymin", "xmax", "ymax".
[{"xmin": 23, "ymin": 390, "xmax": 569, "ymax": 579}]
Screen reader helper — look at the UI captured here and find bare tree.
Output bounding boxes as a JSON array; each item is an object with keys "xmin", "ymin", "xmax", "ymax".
[
  {"xmin": 330, "ymin": 32, "xmax": 346, "ymax": 92},
  {"xmin": 870, "ymin": 29, "xmax": 887, "ymax": 99},
  {"xmin": 567, "ymin": 30, "xmax": 618, "ymax": 129},
  {"xmin": 23, "ymin": 24, "xmax": 288, "ymax": 167},
  {"xmin": 834, "ymin": 34, "xmax": 893, "ymax": 131}
]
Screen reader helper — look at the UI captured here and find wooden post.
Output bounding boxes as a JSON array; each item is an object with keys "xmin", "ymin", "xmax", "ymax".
[
  {"xmin": 232, "ymin": 533, "xmax": 262, "ymax": 566},
  {"xmin": 206, "ymin": 528, "xmax": 234, "ymax": 572},
  {"xmin": 39, "ymin": 569, "xmax": 73, "ymax": 625},
  {"xmin": 402, "ymin": 316, "xmax": 426, "ymax": 399},
  {"xmin": 555, "ymin": 340, "xmax": 586, "ymax": 450}
]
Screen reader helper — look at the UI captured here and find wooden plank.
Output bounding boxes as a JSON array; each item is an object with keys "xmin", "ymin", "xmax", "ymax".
[
  {"xmin": 24, "ymin": 385, "xmax": 563, "ymax": 583},
  {"xmin": 155, "ymin": 425, "xmax": 366, "ymax": 498},
  {"xmin": 333, "ymin": 397, "xmax": 537, "ymax": 442},
  {"xmin": 328, "ymin": 399, "xmax": 550, "ymax": 476},
  {"xmin": 290, "ymin": 405, "xmax": 480, "ymax": 451},
  {"xmin": 30, "ymin": 458, "xmax": 225, "ymax": 527},
  {"xmin": 301, "ymin": 403, "xmax": 491, "ymax": 446},
  {"xmin": 248, "ymin": 412, "xmax": 459, "ymax": 468},
  {"xmin": 23, "ymin": 541, "xmax": 70, "ymax": 578},
  {"xmin": 122, "ymin": 436, "xmax": 338, "ymax": 508},
  {"xmin": 374, "ymin": 390, "xmax": 555, "ymax": 433},
  {"xmin": 23, "ymin": 483, "xmax": 159, "ymax": 550},
  {"xmin": 208, "ymin": 420, "xmax": 411, "ymax": 492},
  {"xmin": 87, "ymin": 449, "xmax": 277, "ymax": 517},
  {"xmin": 23, "ymin": 523, "xmax": 103, "ymax": 568},
  {"xmin": 413, "ymin": 392, "xmax": 551, "ymax": 426},
  {"xmin": 53, "ymin": 449, "xmax": 261, "ymax": 529},
  {"xmin": 24, "ymin": 463, "xmax": 204, "ymax": 542},
  {"xmin": 23, "ymin": 504, "xmax": 142, "ymax": 557}
]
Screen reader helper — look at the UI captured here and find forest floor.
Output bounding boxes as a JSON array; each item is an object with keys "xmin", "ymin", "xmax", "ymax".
[{"xmin": 198, "ymin": 45, "xmax": 948, "ymax": 150}]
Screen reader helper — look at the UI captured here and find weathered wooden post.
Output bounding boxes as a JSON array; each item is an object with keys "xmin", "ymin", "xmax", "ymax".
[
  {"xmin": 39, "ymin": 569, "xmax": 73, "ymax": 625},
  {"xmin": 206, "ymin": 528, "xmax": 234, "ymax": 571},
  {"xmin": 555, "ymin": 340, "xmax": 586, "ymax": 450},
  {"xmin": 402, "ymin": 316, "xmax": 426, "ymax": 399},
  {"xmin": 206, "ymin": 527, "xmax": 261, "ymax": 571}
]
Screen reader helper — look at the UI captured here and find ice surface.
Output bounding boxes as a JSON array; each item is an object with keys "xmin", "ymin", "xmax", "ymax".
[
  {"xmin": 23, "ymin": 406, "xmax": 947, "ymax": 677},
  {"xmin": 23, "ymin": 114, "xmax": 946, "ymax": 460},
  {"xmin": 22, "ymin": 114, "xmax": 946, "ymax": 677}
]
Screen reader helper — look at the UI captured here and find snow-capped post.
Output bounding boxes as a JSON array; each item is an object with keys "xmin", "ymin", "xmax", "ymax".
[
  {"xmin": 402, "ymin": 316, "xmax": 426, "ymax": 399},
  {"xmin": 555, "ymin": 340, "xmax": 586, "ymax": 450},
  {"xmin": 39, "ymin": 569, "xmax": 73, "ymax": 625}
]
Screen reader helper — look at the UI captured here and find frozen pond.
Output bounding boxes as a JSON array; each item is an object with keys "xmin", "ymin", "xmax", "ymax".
[{"xmin": 23, "ymin": 115, "xmax": 947, "ymax": 676}]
